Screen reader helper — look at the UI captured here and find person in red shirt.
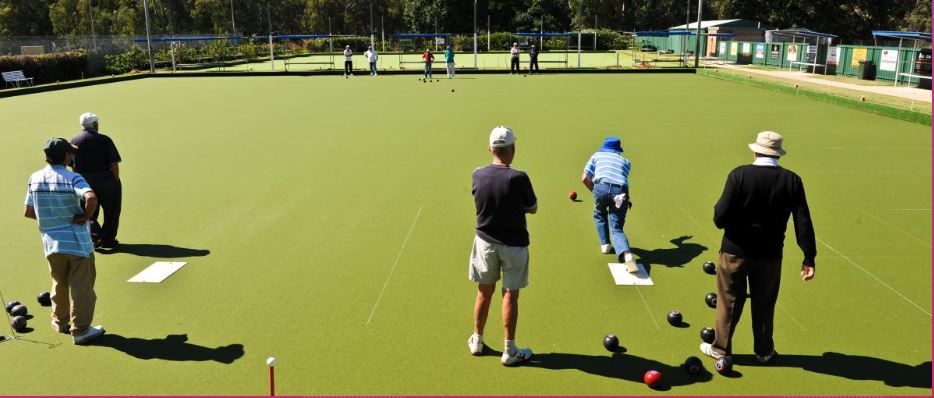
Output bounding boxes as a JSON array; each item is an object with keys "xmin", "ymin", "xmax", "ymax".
[{"xmin": 422, "ymin": 48, "xmax": 435, "ymax": 80}]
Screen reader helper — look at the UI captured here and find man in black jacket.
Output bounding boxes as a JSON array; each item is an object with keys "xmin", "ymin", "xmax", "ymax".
[
  {"xmin": 702, "ymin": 131, "xmax": 816, "ymax": 365},
  {"xmin": 71, "ymin": 112, "xmax": 123, "ymax": 249}
]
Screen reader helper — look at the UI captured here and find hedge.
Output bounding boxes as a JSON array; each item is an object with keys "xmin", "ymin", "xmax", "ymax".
[{"xmin": 0, "ymin": 51, "xmax": 88, "ymax": 85}]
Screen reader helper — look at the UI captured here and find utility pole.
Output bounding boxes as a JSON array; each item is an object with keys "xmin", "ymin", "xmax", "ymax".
[
  {"xmin": 88, "ymin": 0, "xmax": 97, "ymax": 51},
  {"xmin": 369, "ymin": 1, "xmax": 375, "ymax": 50},
  {"xmin": 473, "ymin": 0, "xmax": 478, "ymax": 68},
  {"xmin": 694, "ymin": 0, "xmax": 703, "ymax": 67},
  {"xmin": 229, "ymin": 0, "xmax": 236, "ymax": 36},
  {"xmin": 577, "ymin": 0, "xmax": 583, "ymax": 68},
  {"xmin": 267, "ymin": 1, "xmax": 274, "ymax": 71},
  {"xmin": 143, "ymin": 0, "xmax": 154, "ymax": 73}
]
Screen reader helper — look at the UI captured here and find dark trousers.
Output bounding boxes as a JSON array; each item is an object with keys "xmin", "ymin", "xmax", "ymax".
[
  {"xmin": 344, "ymin": 61, "xmax": 352, "ymax": 75},
  {"xmin": 714, "ymin": 251, "xmax": 782, "ymax": 356},
  {"xmin": 529, "ymin": 59, "xmax": 539, "ymax": 73},
  {"xmin": 85, "ymin": 173, "xmax": 122, "ymax": 244},
  {"xmin": 510, "ymin": 57, "xmax": 520, "ymax": 73}
]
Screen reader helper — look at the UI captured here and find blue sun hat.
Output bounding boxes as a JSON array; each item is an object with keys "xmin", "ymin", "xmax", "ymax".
[{"xmin": 599, "ymin": 136, "xmax": 623, "ymax": 153}]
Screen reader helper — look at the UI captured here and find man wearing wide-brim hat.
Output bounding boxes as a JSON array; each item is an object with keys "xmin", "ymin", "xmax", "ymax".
[{"xmin": 701, "ymin": 131, "xmax": 816, "ymax": 365}]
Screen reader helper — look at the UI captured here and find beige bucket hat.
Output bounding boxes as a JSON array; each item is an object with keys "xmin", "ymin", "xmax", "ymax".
[{"xmin": 748, "ymin": 131, "xmax": 786, "ymax": 157}]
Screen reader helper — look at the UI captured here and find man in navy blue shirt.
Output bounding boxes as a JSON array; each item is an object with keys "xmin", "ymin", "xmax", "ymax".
[
  {"xmin": 71, "ymin": 112, "xmax": 122, "ymax": 249},
  {"xmin": 467, "ymin": 126, "xmax": 537, "ymax": 366}
]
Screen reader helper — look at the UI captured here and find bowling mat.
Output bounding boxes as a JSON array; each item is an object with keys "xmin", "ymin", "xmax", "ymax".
[
  {"xmin": 608, "ymin": 263, "xmax": 654, "ymax": 286},
  {"xmin": 128, "ymin": 261, "xmax": 188, "ymax": 283}
]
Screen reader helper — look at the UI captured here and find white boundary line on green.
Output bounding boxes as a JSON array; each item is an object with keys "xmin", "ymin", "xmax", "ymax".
[
  {"xmin": 858, "ymin": 209, "xmax": 931, "ymax": 249},
  {"xmin": 634, "ymin": 286, "xmax": 660, "ymax": 330},
  {"xmin": 817, "ymin": 236, "xmax": 932, "ymax": 317},
  {"xmin": 366, "ymin": 204, "xmax": 424, "ymax": 326}
]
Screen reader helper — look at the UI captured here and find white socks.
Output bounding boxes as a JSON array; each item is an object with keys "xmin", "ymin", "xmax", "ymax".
[
  {"xmin": 505, "ymin": 339, "xmax": 517, "ymax": 355},
  {"xmin": 623, "ymin": 252, "xmax": 635, "ymax": 262}
]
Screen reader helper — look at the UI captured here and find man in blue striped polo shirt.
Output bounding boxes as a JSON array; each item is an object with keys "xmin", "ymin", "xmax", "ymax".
[
  {"xmin": 581, "ymin": 136, "xmax": 638, "ymax": 273},
  {"xmin": 24, "ymin": 138, "xmax": 105, "ymax": 345}
]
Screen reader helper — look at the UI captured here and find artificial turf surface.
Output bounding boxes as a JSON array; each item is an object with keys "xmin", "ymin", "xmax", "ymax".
[{"xmin": 0, "ymin": 73, "xmax": 930, "ymax": 395}]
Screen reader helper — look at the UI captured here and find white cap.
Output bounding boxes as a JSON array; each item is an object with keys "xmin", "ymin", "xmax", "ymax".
[
  {"xmin": 489, "ymin": 126, "xmax": 516, "ymax": 148},
  {"xmin": 266, "ymin": 357, "xmax": 277, "ymax": 367},
  {"xmin": 79, "ymin": 112, "xmax": 98, "ymax": 128}
]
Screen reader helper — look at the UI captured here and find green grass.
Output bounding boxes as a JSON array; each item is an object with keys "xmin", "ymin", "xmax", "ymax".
[{"xmin": 0, "ymin": 74, "xmax": 929, "ymax": 395}]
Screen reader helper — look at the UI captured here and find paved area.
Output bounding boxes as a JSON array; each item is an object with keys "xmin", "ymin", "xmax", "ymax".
[{"xmin": 710, "ymin": 63, "xmax": 932, "ymax": 103}]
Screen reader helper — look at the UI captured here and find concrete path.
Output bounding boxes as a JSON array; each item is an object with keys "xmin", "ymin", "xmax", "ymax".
[{"xmin": 710, "ymin": 63, "xmax": 932, "ymax": 103}]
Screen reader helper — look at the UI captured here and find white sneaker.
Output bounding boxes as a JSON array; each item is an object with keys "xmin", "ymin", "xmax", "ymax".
[
  {"xmin": 501, "ymin": 347, "xmax": 533, "ymax": 366},
  {"xmin": 467, "ymin": 334, "xmax": 484, "ymax": 355},
  {"xmin": 699, "ymin": 342, "xmax": 727, "ymax": 360},
  {"xmin": 600, "ymin": 244, "xmax": 612, "ymax": 254},
  {"xmin": 625, "ymin": 259, "xmax": 639, "ymax": 273},
  {"xmin": 73, "ymin": 325, "xmax": 105, "ymax": 345}
]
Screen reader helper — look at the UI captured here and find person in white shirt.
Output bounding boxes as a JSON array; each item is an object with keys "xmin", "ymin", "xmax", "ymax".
[
  {"xmin": 343, "ymin": 45, "xmax": 353, "ymax": 76},
  {"xmin": 364, "ymin": 46, "xmax": 378, "ymax": 76},
  {"xmin": 510, "ymin": 43, "xmax": 520, "ymax": 74}
]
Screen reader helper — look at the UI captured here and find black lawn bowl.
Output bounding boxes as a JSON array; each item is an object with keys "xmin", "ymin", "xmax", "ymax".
[
  {"xmin": 666, "ymin": 310, "xmax": 683, "ymax": 326},
  {"xmin": 705, "ymin": 293, "xmax": 717, "ymax": 309},
  {"xmin": 683, "ymin": 356, "xmax": 703, "ymax": 375},
  {"xmin": 703, "ymin": 261, "xmax": 716, "ymax": 275},
  {"xmin": 603, "ymin": 334, "xmax": 620, "ymax": 352},
  {"xmin": 10, "ymin": 305, "xmax": 27, "ymax": 317},
  {"xmin": 37, "ymin": 291, "xmax": 51, "ymax": 307},
  {"xmin": 700, "ymin": 327, "xmax": 715, "ymax": 344},
  {"xmin": 715, "ymin": 357, "xmax": 733, "ymax": 375},
  {"xmin": 10, "ymin": 315, "xmax": 26, "ymax": 332},
  {"xmin": 5, "ymin": 301, "xmax": 21, "ymax": 314}
]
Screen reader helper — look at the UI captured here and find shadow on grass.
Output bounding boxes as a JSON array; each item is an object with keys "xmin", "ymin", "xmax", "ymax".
[
  {"xmin": 524, "ymin": 352, "xmax": 716, "ymax": 389},
  {"xmin": 631, "ymin": 235, "xmax": 708, "ymax": 270},
  {"xmin": 733, "ymin": 352, "xmax": 931, "ymax": 389},
  {"xmin": 92, "ymin": 333, "xmax": 243, "ymax": 364},
  {"xmin": 97, "ymin": 243, "xmax": 210, "ymax": 258}
]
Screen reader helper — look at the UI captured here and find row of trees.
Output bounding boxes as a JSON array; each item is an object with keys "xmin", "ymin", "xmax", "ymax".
[{"xmin": 0, "ymin": 0, "xmax": 929, "ymax": 42}]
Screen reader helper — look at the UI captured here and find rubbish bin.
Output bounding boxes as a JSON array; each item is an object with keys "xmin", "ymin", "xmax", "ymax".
[{"xmin": 857, "ymin": 60, "xmax": 876, "ymax": 80}]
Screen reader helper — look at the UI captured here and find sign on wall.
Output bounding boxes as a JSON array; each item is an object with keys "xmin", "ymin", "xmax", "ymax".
[
  {"xmin": 719, "ymin": 42, "xmax": 727, "ymax": 55},
  {"xmin": 827, "ymin": 47, "xmax": 839, "ymax": 64},
  {"xmin": 786, "ymin": 45, "xmax": 798, "ymax": 61},
  {"xmin": 770, "ymin": 44, "xmax": 780, "ymax": 59},
  {"xmin": 880, "ymin": 49, "xmax": 899, "ymax": 71},
  {"xmin": 741, "ymin": 43, "xmax": 752, "ymax": 54},
  {"xmin": 851, "ymin": 48, "xmax": 868, "ymax": 67},
  {"xmin": 754, "ymin": 44, "xmax": 765, "ymax": 59},
  {"xmin": 730, "ymin": 42, "xmax": 738, "ymax": 55},
  {"xmin": 806, "ymin": 45, "xmax": 817, "ymax": 63}
]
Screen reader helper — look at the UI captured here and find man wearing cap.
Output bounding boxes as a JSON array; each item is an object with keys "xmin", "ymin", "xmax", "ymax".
[
  {"xmin": 701, "ymin": 131, "xmax": 816, "ymax": 365},
  {"xmin": 71, "ymin": 113, "xmax": 123, "ymax": 249},
  {"xmin": 581, "ymin": 136, "xmax": 639, "ymax": 273},
  {"xmin": 364, "ymin": 46, "xmax": 378, "ymax": 76},
  {"xmin": 509, "ymin": 43, "xmax": 520, "ymax": 74},
  {"xmin": 24, "ymin": 138, "xmax": 105, "ymax": 345},
  {"xmin": 467, "ymin": 126, "xmax": 537, "ymax": 366},
  {"xmin": 528, "ymin": 45, "xmax": 539, "ymax": 74},
  {"xmin": 343, "ymin": 45, "xmax": 353, "ymax": 76}
]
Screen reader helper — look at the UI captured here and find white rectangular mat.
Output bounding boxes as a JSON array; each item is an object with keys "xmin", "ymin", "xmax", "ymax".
[
  {"xmin": 608, "ymin": 263, "xmax": 654, "ymax": 286},
  {"xmin": 128, "ymin": 262, "xmax": 187, "ymax": 283}
]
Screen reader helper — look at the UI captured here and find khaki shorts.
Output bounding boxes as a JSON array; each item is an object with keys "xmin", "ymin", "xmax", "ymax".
[{"xmin": 468, "ymin": 235, "xmax": 529, "ymax": 290}]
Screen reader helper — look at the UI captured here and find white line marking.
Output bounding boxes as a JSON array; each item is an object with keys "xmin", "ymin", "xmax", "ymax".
[
  {"xmin": 817, "ymin": 236, "xmax": 931, "ymax": 318},
  {"xmin": 366, "ymin": 205, "xmax": 424, "ymax": 326},
  {"xmin": 858, "ymin": 209, "xmax": 931, "ymax": 249},
  {"xmin": 777, "ymin": 303, "xmax": 807, "ymax": 332},
  {"xmin": 888, "ymin": 208, "xmax": 931, "ymax": 212},
  {"xmin": 634, "ymin": 286, "xmax": 660, "ymax": 330}
]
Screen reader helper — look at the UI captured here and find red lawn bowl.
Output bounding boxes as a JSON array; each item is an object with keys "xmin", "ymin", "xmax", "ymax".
[
  {"xmin": 643, "ymin": 370, "xmax": 662, "ymax": 388},
  {"xmin": 569, "ymin": 191, "xmax": 578, "ymax": 201}
]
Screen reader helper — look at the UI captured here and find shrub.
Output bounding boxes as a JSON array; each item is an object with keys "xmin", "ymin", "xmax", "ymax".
[{"xmin": 0, "ymin": 50, "xmax": 88, "ymax": 84}]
